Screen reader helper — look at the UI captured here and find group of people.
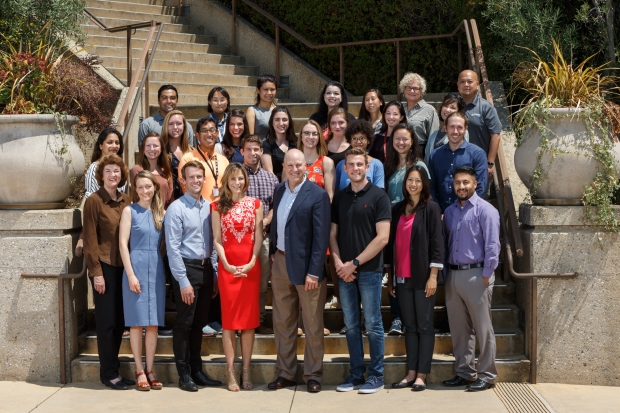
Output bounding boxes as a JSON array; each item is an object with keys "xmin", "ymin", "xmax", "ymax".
[{"xmin": 81, "ymin": 68, "xmax": 503, "ymax": 395}]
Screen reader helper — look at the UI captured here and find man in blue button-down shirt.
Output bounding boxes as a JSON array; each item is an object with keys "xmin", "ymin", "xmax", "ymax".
[
  {"xmin": 428, "ymin": 112, "xmax": 488, "ymax": 213},
  {"xmin": 165, "ymin": 160, "xmax": 221, "ymax": 391}
]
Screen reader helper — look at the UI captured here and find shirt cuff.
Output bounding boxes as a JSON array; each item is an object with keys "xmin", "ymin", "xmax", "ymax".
[
  {"xmin": 429, "ymin": 263, "xmax": 444, "ymax": 269},
  {"xmin": 307, "ymin": 274, "xmax": 318, "ymax": 279},
  {"xmin": 176, "ymin": 276, "xmax": 191, "ymax": 290},
  {"xmin": 482, "ymin": 267, "xmax": 494, "ymax": 278}
]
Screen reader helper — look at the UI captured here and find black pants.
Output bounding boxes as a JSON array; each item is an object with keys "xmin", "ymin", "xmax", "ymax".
[
  {"xmin": 171, "ymin": 260, "xmax": 213, "ymax": 377},
  {"xmin": 91, "ymin": 262, "xmax": 125, "ymax": 382},
  {"xmin": 396, "ymin": 278, "xmax": 436, "ymax": 373}
]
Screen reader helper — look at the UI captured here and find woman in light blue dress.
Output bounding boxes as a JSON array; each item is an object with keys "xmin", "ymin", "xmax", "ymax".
[{"xmin": 119, "ymin": 170, "xmax": 166, "ymax": 391}]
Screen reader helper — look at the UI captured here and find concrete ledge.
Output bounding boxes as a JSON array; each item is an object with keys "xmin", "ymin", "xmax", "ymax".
[{"xmin": 0, "ymin": 210, "xmax": 82, "ymax": 232}]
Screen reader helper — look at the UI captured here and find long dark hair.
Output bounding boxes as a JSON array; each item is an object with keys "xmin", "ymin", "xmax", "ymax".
[
  {"xmin": 215, "ymin": 163, "xmax": 249, "ymax": 215},
  {"xmin": 255, "ymin": 74, "xmax": 277, "ymax": 105},
  {"xmin": 267, "ymin": 107, "xmax": 296, "ymax": 145},
  {"xmin": 358, "ymin": 88, "xmax": 385, "ymax": 121},
  {"xmin": 91, "ymin": 128, "xmax": 123, "ymax": 163},
  {"xmin": 222, "ymin": 109, "xmax": 249, "ymax": 159},
  {"xmin": 394, "ymin": 164, "xmax": 431, "ymax": 217},
  {"xmin": 384, "ymin": 123, "xmax": 422, "ymax": 183},
  {"xmin": 314, "ymin": 81, "xmax": 348, "ymax": 127},
  {"xmin": 439, "ymin": 93, "xmax": 464, "ymax": 121},
  {"xmin": 379, "ymin": 100, "xmax": 406, "ymax": 135}
]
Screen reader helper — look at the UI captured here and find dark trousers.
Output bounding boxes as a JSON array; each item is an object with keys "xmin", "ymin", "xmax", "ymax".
[
  {"xmin": 171, "ymin": 260, "xmax": 213, "ymax": 377},
  {"xmin": 91, "ymin": 262, "xmax": 125, "ymax": 382},
  {"xmin": 396, "ymin": 278, "xmax": 436, "ymax": 373}
]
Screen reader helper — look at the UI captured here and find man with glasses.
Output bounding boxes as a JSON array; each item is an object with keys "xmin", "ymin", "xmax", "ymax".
[{"xmin": 139, "ymin": 84, "xmax": 195, "ymax": 147}]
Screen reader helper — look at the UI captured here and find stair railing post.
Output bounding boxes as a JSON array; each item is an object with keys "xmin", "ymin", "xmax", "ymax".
[
  {"xmin": 232, "ymin": 0, "xmax": 237, "ymax": 55},
  {"xmin": 126, "ymin": 28, "xmax": 132, "ymax": 86},
  {"xmin": 458, "ymin": 33, "xmax": 462, "ymax": 72},
  {"xmin": 145, "ymin": 51, "xmax": 151, "ymax": 117},
  {"xmin": 339, "ymin": 46, "xmax": 344, "ymax": 86},
  {"xmin": 178, "ymin": 0, "xmax": 183, "ymax": 17},
  {"xmin": 275, "ymin": 24, "xmax": 280, "ymax": 85},
  {"xmin": 396, "ymin": 41, "xmax": 401, "ymax": 101}
]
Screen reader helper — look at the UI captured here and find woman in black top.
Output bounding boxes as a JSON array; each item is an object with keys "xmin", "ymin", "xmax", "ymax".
[
  {"xmin": 261, "ymin": 107, "xmax": 296, "ymax": 181},
  {"xmin": 326, "ymin": 107, "xmax": 352, "ymax": 167},
  {"xmin": 369, "ymin": 100, "xmax": 406, "ymax": 163},
  {"xmin": 309, "ymin": 81, "xmax": 356, "ymax": 138},
  {"xmin": 385, "ymin": 164, "xmax": 443, "ymax": 391}
]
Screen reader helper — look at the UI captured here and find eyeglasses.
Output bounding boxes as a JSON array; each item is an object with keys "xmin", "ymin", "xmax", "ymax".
[
  {"xmin": 198, "ymin": 128, "xmax": 218, "ymax": 134},
  {"xmin": 351, "ymin": 137, "xmax": 367, "ymax": 142},
  {"xmin": 302, "ymin": 131, "xmax": 319, "ymax": 137},
  {"xmin": 404, "ymin": 86, "xmax": 421, "ymax": 92}
]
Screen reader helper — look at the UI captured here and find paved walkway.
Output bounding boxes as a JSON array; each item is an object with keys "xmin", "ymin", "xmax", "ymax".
[{"xmin": 1, "ymin": 381, "xmax": 619, "ymax": 413}]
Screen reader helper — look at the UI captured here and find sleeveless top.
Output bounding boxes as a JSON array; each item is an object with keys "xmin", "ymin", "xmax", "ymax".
[
  {"xmin": 252, "ymin": 105, "xmax": 273, "ymax": 142},
  {"xmin": 306, "ymin": 156, "xmax": 326, "ymax": 188},
  {"xmin": 327, "ymin": 145, "xmax": 351, "ymax": 168}
]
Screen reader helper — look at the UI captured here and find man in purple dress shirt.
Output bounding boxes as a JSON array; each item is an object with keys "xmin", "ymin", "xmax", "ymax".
[{"xmin": 441, "ymin": 165, "xmax": 500, "ymax": 392}]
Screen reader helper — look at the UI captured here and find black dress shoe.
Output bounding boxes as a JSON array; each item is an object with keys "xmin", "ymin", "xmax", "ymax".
[
  {"xmin": 103, "ymin": 379, "xmax": 128, "ymax": 390},
  {"xmin": 466, "ymin": 378, "xmax": 495, "ymax": 392},
  {"xmin": 306, "ymin": 379, "xmax": 321, "ymax": 393},
  {"xmin": 391, "ymin": 379, "xmax": 414, "ymax": 388},
  {"xmin": 412, "ymin": 379, "xmax": 427, "ymax": 392},
  {"xmin": 120, "ymin": 377, "xmax": 136, "ymax": 386},
  {"xmin": 268, "ymin": 376, "xmax": 297, "ymax": 390},
  {"xmin": 178, "ymin": 374, "xmax": 198, "ymax": 392},
  {"xmin": 192, "ymin": 370, "xmax": 222, "ymax": 387},
  {"xmin": 442, "ymin": 375, "xmax": 475, "ymax": 387},
  {"xmin": 158, "ymin": 326, "xmax": 173, "ymax": 336}
]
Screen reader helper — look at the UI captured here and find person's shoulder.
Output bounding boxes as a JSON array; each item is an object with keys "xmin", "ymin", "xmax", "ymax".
[
  {"xmin": 273, "ymin": 181, "xmax": 286, "ymax": 196},
  {"xmin": 476, "ymin": 197, "xmax": 499, "ymax": 218},
  {"xmin": 426, "ymin": 199, "xmax": 442, "ymax": 214},
  {"xmin": 369, "ymin": 183, "xmax": 390, "ymax": 200},
  {"xmin": 166, "ymin": 198, "xmax": 184, "ymax": 215}
]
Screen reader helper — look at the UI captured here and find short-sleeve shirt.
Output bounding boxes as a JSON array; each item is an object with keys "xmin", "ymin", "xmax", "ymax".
[
  {"xmin": 331, "ymin": 181, "xmax": 391, "ymax": 273},
  {"xmin": 464, "ymin": 93, "xmax": 503, "ymax": 154},
  {"xmin": 138, "ymin": 112, "xmax": 195, "ymax": 147}
]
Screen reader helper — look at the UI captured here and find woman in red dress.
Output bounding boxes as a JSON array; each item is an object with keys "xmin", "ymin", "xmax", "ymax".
[{"xmin": 212, "ymin": 163, "xmax": 264, "ymax": 392}]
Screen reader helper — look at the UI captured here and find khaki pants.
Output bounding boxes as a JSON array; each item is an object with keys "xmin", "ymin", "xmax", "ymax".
[{"xmin": 259, "ymin": 237, "xmax": 271, "ymax": 323}]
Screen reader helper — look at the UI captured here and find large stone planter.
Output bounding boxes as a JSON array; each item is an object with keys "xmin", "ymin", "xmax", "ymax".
[
  {"xmin": 514, "ymin": 108, "xmax": 620, "ymax": 204},
  {"xmin": 0, "ymin": 114, "xmax": 85, "ymax": 208}
]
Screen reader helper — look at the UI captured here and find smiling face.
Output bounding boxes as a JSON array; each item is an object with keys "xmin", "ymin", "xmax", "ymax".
[
  {"xmin": 457, "ymin": 70, "xmax": 479, "ymax": 100},
  {"xmin": 364, "ymin": 92, "xmax": 381, "ymax": 115},
  {"xmin": 384, "ymin": 104, "xmax": 404, "ymax": 129},
  {"xmin": 344, "ymin": 154, "xmax": 369, "ymax": 184},
  {"xmin": 350, "ymin": 132, "xmax": 369, "ymax": 151},
  {"xmin": 100, "ymin": 133, "xmax": 121, "ymax": 157},
  {"xmin": 329, "ymin": 114, "xmax": 347, "ymax": 138},
  {"xmin": 284, "ymin": 150, "xmax": 306, "ymax": 187},
  {"xmin": 183, "ymin": 166, "xmax": 205, "ymax": 197},
  {"xmin": 300, "ymin": 123, "xmax": 320, "ymax": 150},
  {"xmin": 324, "ymin": 85, "xmax": 342, "ymax": 109},
  {"xmin": 102, "ymin": 163, "xmax": 121, "ymax": 191},
  {"xmin": 167, "ymin": 114, "xmax": 185, "ymax": 140},
  {"xmin": 135, "ymin": 176, "xmax": 155, "ymax": 203},
  {"xmin": 441, "ymin": 101, "xmax": 459, "ymax": 121},
  {"xmin": 406, "ymin": 170, "xmax": 423, "ymax": 198},
  {"xmin": 403, "ymin": 82, "xmax": 422, "ymax": 104},
  {"xmin": 197, "ymin": 121, "xmax": 218, "ymax": 151},
  {"xmin": 143, "ymin": 136, "xmax": 162, "ymax": 161},
  {"xmin": 229, "ymin": 116, "xmax": 244, "ymax": 140},
  {"xmin": 209, "ymin": 91, "xmax": 228, "ymax": 116},
  {"xmin": 242, "ymin": 141, "xmax": 263, "ymax": 168},
  {"xmin": 158, "ymin": 89, "xmax": 178, "ymax": 114},
  {"xmin": 392, "ymin": 128, "xmax": 413, "ymax": 155},
  {"xmin": 446, "ymin": 115, "xmax": 467, "ymax": 146},
  {"xmin": 454, "ymin": 171, "xmax": 477, "ymax": 202},
  {"xmin": 227, "ymin": 169, "xmax": 246, "ymax": 197},
  {"xmin": 257, "ymin": 81, "xmax": 276, "ymax": 104},
  {"xmin": 272, "ymin": 111, "xmax": 290, "ymax": 136}
]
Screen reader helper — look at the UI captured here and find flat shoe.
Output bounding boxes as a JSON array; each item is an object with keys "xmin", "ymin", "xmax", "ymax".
[
  {"xmin": 103, "ymin": 379, "xmax": 128, "ymax": 390},
  {"xmin": 391, "ymin": 379, "xmax": 414, "ymax": 388},
  {"xmin": 412, "ymin": 379, "xmax": 427, "ymax": 392},
  {"xmin": 268, "ymin": 376, "xmax": 296, "ymax": 390},
  {"xmin": 307, "ymin": 379, "xmax": 321, "ymax": 393}
]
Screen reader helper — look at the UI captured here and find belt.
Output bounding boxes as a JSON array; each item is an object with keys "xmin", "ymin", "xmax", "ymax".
[
  {"xmin": 449, "ymin": 262, "xmax": 484, "ymax": 271},
  {"xmin": 277, "ymin": 249, "xmax": 285, "ymax": 256},
  {"xmin": 183, "ymin": 258, "xmax": 207, "ymax": 266}
]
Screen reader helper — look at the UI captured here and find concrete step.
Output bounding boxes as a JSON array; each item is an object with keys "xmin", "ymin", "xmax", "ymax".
[
  {"xmin": 82, "ymin": 24, "xmax": 215, "ymax": 45},
  {"xmin": 86, "ymin": 0, "xmax": 178, "ymax": 16},
  {"xmin": 99, "ymin": 56, "xmax": 246, "ymax": 73},
  {"xmin": 71, "ymin": 353, "xmax": 530, "ymax": 384},
  {"xmin": 104, "ymin": 0, "xmax": 170, "ymax": 5},
  {"xmin": 147, "ymin": 94, "xmax": 254, "ymax": 106},
  {"xmin": 86, "ymin": 7, "xmax": 191, "ymax": 25},
  {"xmin": 88, "ymin": 44, "xmax": 231, "ymax": 61},
  {"xmin": 85, "ymin": 17, "xmax": 203, "ymax": 35},
  {"xmin": 85, "ymin": 35, "xmax": 219, "ymax": 53},
  {"xmin": 79, "ymin": 328, "xmax": 524, "ymax": 357},
  {"xmin": 107, "ymin": 68, "xmax": 257, "ymax": 88}
]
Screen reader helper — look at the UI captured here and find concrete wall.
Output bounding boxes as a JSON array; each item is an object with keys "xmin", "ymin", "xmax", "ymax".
[
  {"xmin": 518, "ymin": 205, "xmax": 620, "ymax": 385},
  {"xmin": 185, "ymin": 0, "xmax": 332, "ymax": 102},
  {"xmin": 0, "ymin": 210, "xmax": 86, "ymax": 382}
]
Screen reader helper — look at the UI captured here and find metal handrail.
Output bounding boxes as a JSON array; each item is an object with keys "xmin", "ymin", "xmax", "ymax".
[
  {"xmin": 21, "ymin": 257, "xmax": 87, "ymax": 384},
  {"xmin": 465, "ymin": 20, "xmax": 579, "ymax": 384},
  {"xmin": 83, "ymin": 9, "xmax": 164, "ymax": 165}
]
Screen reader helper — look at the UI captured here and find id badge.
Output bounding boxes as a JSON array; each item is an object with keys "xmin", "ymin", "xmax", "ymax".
[{"xmin": 213, "ymin": 187, "xmax": 219, "ymax": 197}]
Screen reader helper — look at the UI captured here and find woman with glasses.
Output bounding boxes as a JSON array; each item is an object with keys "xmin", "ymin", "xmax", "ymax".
[
  {"xmin": 399, "ymin": 73, "xmax": 439, "ymax": 158},
  {"xmin": 298, "ymin": 120, "xmax": 335, "ymax": 200},
  {"xmin": 309, "ymin": 81, "xmax": 356, "ymax": 139},
  {"xmin": 424, "ymin": 93, "xmax": 469, "ymax": 163},
  {"xmin": 207, "ymin": 87, "xmax": 231, "ymax": 140}
]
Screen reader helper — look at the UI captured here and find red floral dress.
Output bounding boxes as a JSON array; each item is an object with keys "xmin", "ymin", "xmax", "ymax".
[{"xmin": 306, "ymin": 156, "xmax": 326, "ymax": 188}]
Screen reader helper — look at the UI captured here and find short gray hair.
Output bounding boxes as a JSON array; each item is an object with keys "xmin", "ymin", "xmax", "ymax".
[{"xmin": 399, "ymin": 72, "xmax": 427, "ymax": 95}]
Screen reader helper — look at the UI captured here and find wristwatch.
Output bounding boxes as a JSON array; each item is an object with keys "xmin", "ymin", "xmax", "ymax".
[
  {"xmin": 487, "ymin": 161, "xmax": 495, "ymax": 166},
  {"xmin": 353, "ymin": 258, "xmax": 360, "ymax": 267}
]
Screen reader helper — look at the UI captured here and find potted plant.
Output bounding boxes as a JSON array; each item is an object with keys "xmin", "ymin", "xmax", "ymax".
[
  {"xmin": 0, "ymin": 24, "xmax": 119, "ymax": 208},
  {"xmin": 512, "ymin": 40, "xmax": 620, "ymax": 229}
]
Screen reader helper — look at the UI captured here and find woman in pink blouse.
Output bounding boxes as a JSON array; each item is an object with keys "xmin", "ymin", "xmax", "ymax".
[{"xmin": 384, "ymin": 164, "xmax": 444, "ymax": 391}]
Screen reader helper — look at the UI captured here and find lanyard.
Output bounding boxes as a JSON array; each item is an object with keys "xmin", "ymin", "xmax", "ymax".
[{"xmin": 196, "ymin": 147, "xmax": 219, "ymax": 186}]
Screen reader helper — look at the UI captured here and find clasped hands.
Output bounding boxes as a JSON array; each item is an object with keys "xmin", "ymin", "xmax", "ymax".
[
  {"xmin": 335, "ymin": 259, "xmax": 357, "ymax": 283},
  {"xmin": 224, "ymin": 260, "xmax": 255, "ymax": 278}
]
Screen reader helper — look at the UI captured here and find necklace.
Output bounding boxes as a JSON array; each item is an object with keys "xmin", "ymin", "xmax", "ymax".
[{"xmin": 305, "ymin": 153, "xmax": 319, "ymax": 166}]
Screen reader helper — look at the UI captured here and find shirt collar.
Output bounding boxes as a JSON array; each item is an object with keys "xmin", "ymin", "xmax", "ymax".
[
  {"xmin": 345, "ymin": 180, "xmax": 372, "ymax": 194},
  {"xmin": 465, "ymin": 92, "xmax": 480, "ymax": 108},
  {"xmin": 454, "ymin": 191, "xmax": 480, "ymax": 208},
  {"xmin": 285, "ymin": 177, "xmax": 306, "ymax": 194},
  {"xmin": 153, "ymin": 112, "xmax": 165, "ymax": 122},
  {"xmin": 408, "ymin": 99, "xmax": 425, "ymax": 112},
  {"xmin": 98, "ymin": 187, "xmax": 125, "ymax": 205},
  {"xmin": 182, "ymin": 192, "xmax": 204, "ymax": 207},
  {"xmin": 210, "ymin": 112, "xmax": 227, "ymax": 125},
  {"xmin": 244, "ymin": 164, "xmax": 262, "ymax": 175}
]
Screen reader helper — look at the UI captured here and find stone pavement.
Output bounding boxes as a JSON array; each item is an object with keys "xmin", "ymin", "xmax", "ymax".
[{"xmin": 1, "ymin": 381, "xmax": 619, "ymax": 413}]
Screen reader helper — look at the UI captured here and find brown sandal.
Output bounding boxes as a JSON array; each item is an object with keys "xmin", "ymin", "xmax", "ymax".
[
  {"xmin": 227, "ymin": 368, "xmax": 240, "ymax": 392},
  {"xmin": 145, "ymin": 370, "xmax": 162, "ymax": 390},
  {"xmin": 135, "ymin": 371, "xmax": 151, "ymax": 391},
  {"xmin": 242, "ymin": 367, "xmax": 253, "ymax": 390}
]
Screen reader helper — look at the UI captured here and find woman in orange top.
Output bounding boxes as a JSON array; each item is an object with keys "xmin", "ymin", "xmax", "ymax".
[{"xmin": 297, "ymin": 119, "xmax": 335, "ymax": 200}]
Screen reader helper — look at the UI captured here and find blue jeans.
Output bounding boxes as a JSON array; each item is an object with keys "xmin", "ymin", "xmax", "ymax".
[{"xmin": 339, "ymin": 271, "xmax": 384, "ymax": 380}]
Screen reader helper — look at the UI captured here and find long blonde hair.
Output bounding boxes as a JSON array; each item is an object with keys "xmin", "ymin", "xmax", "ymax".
[
  {"xmin": 297, "ymin": 119, "xmax": 327, "ymax": 157},
  {"xmin": 134, "ymin": 170, "xmax": 165, "ymax": 231},
  {"xmin": 162, "ymin": 110, "xmax": 192, "ymax": 155},
  {"xmin": 139, "ymin": 132, "xmax": 172, "ymax": 182},
  {"xmin": 216, "ymin": 163, "xmax": 249, "ymax": 215}
]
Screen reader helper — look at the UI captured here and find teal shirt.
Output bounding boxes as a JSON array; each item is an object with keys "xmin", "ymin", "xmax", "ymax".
[{"xmin": 387, "ymin": 160, "xmax": 430, "ymax": 204}]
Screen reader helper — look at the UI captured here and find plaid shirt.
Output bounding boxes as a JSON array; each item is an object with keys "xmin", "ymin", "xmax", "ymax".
[{"xmin": 244, "ymin": 164, "xmax": 279, "ymax": 220}]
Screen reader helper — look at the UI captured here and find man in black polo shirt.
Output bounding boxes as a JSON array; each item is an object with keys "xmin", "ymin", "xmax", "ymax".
[{"xmin": 330, "ymin": 147, "xmax": 391, "ymax": 394}]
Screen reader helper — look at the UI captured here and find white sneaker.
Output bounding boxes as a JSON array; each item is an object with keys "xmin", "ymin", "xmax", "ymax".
[{"xmin": 325, "ymin": 295, "xmax": 337, "ymax": 309}]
